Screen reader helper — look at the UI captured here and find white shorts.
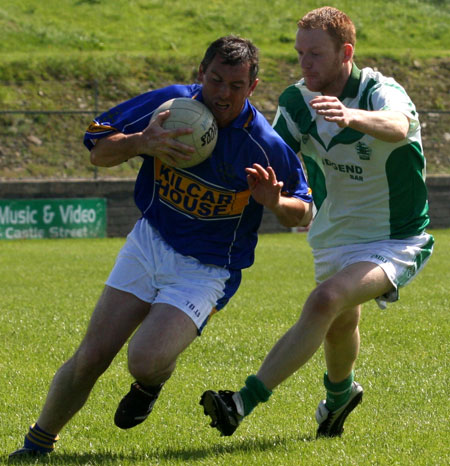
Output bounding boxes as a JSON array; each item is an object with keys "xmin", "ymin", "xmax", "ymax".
[
  {"xmin": 106, "ymin": 218, "xmax": 240, "ymax": 332},
  {"xmin": 312, "ymin": 233, "xmax": 434, "ymax": 309}
]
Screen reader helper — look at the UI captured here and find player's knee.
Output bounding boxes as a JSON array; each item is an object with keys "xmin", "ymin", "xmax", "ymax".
[
  {"xmin": 307, "ymin": 283, "xmax": 342, "ymax": 318},
  {"xmin": 127, "ymin": 348, "xmax": 175, "ymax": 383},
  {"xmin": 127, "ymin": 353, "xmax": 149, "ymax": 381}
]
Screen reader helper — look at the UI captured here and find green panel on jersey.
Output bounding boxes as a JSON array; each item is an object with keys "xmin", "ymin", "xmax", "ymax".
[
  {"xmin": 273, "ymin": 110, "xmax": 300, "ymax": 154},
  {"xmin": 303, "ymin": 155, "xmax": 327, "ymax": 210},
  {"xmin": 327, "ymin": 127, "xmax": 365, "ymax": 151},
  {"xmin": 386, "ymin": 142, "xmax": 430, "ymax": 238},
  {"xmin": 325, "ymin": 72, "xmax": 369, "ymax": 151},
  {"xmin": 359, "ymin": 78, "xmax": 379, "ymax": 111},
  {"xmin": 338, "ymin": 64, "xmax": 361, "ymax": 100},
  {"xmin": 279, "ymin": 85, "xmax": 326, "ymax": 150}
]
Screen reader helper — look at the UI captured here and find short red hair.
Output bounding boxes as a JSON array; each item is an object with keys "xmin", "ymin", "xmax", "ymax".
[{"xmin": 298, "ymin": 7, "xmax": 356, "ymax": 51}]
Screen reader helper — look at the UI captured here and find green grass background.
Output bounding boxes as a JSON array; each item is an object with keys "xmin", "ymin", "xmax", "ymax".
[
  {"xmin": 1, "ymin": 0, "xmax": 448, "ymax": 60},
  {"xmin": 1, "ymin": 0, "xmax": 448, "ymax": 84},
  {"xmin": 1, "ymin": 230, "xmax": 449, "ymax": 465},
  {"xmin": 1, "ymin": 1, "xmax": 449, "ymax": 463},
  {"xmin": 1, "ymin": 0, "xmax": 449, "ymax": 179}
]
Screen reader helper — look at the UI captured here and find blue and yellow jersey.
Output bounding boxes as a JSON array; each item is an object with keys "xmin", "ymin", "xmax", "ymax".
[{"xmin": 84, "ymin": 84, "xmax": 312, "ymax": 269}]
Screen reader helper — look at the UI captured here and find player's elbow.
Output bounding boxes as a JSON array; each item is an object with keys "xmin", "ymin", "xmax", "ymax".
[
  {"xmin": 90, "ymin": 149, "xmax": 101, "ymax": 166},
  {"xmin": 275, "ymin": 199, "xmax": 313, "ymax": 228},
  {"xmin": 90, "ymin": 144, "xmax": 115, "ymax": 167},
  {"xmin": 386, "ymin": 113, "xmax": 410, "ymax": 142},
  {"xmin": 296, "ymin": 201, "xmax": 313, "ymax": 227},
  {"xmin": 386, "ymin": 127, "xmax": 409, "ymax": 143},
  {"xmin": 301, "ymin": 203, "xmax": 314, "ymax": 226},
  {"xmin": 90, "ymin": 150, "xmax": 108, "ymax": 167}
]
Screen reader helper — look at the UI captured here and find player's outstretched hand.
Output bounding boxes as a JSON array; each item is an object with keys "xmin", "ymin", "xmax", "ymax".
[
  {"xmin": 141, "ymin": 110, "xmax": 195, "ymax": 165},
  {"xmin": 245, "ymin": 163, "xmax": 284, "ymax": 209}
]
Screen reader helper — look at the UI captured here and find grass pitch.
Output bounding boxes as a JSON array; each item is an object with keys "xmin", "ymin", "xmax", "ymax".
[{"xmin": 1, "ymin": 230, "xmax": 449, "ymax": 465}]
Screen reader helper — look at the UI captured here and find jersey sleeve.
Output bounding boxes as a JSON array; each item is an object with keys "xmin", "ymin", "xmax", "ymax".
[
  {"xmin": 83, "ymin": 92, "xmax": 154, "ymax": 151},
  {"xmin": 367, "ymin": 80, "xmax": 420, "ymax": 133},
  {"xmin": 83, "ymin": 84, "xmax": 199, "ymax": 151},
  {"xmin": 273, "ymin": 107, "xmax": 301, "ymax": 154},
  {"xmin": 272, "ymin": 86, "xmax": 303, "ymax": 154}
]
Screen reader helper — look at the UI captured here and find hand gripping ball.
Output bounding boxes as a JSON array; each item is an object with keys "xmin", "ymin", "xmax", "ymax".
[{"xmin": 150, "ymin": 97, "xmax": 218, "ymax": 168}]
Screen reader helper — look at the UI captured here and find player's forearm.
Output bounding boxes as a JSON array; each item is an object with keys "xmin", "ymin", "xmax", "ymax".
[
  {"xmin": 347, "ymin": 110, "xmax": 410, "ymax": 142},
  {"xmin": 90, "ymin": 132, "xmax": 143, "ymax": 167},
  {"xmin": 270, "ymin": 197, "xmax": 313, "ymax": 228}
]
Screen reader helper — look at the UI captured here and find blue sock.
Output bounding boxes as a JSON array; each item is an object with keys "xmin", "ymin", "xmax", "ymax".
[{"xmin": 23, "ymin": 423, "xmax": 59, "ymax": 453}]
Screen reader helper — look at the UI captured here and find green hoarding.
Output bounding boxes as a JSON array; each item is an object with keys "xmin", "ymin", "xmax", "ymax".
[{"xmin": 0, "ymin": 198, "xmax": 107, "ymax": 240}]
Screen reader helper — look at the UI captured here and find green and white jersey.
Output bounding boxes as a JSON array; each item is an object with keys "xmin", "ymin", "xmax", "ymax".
[{"xmin": 273, "ymin": 65, "xmax": 430, "ymax": 249}]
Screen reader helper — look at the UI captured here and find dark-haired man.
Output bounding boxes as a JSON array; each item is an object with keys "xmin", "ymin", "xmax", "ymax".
[{"xmin": 9, "ymin": 35, "xmax": 312, "ymax": 459}]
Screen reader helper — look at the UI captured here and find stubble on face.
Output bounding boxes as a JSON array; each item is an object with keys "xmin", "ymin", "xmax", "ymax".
[
  {"xmin": 296, "ymin": 28, "xmax": 347, "ymax": 96},
  {"xmin": 198, "ymin": 55, "xmax": 257, "ymax": 128}
]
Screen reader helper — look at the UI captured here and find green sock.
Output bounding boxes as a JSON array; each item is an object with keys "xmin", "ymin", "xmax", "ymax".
[
  {"xmin": 324, "ymin": 371, "xmax": 354, "ymax": 411},
  {"xmin": 238, "ymin": 375, "xmax": 272, "ymax": 416}
]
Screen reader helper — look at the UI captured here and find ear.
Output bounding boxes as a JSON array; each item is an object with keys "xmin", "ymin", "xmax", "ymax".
[
  {"xmin": 197, "ymin": 65, "xmax": 205, "ymax": 82},
  {"xmin": 248, "ymin": 78, "xmax": 259, "ymax": 97},
  {"xmin": 343, "ymin": 43, "xmax": 354, "ymax": 63}
]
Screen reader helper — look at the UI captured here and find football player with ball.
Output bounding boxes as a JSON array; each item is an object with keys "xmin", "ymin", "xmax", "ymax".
[{"xmin": 9, "ymin": 36, "xmax": 312, "ymax": 458}]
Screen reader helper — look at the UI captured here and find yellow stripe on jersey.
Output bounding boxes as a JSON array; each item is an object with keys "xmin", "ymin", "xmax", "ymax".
[
  {"xmin": 86, "ymin": 121, "xmax": 118, "ymax": 133},
  {"xmin": 155, "ymin": 159, "xmax": 251, "ymax": 219}
]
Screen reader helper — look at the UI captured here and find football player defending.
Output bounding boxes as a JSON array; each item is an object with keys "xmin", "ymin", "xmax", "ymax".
[
  {"xmin": 9, "ymin": 36, "xmax": 312, "ymax": 459},
  {"xmin": 201, "ymin": 7, "xmax": 434, "ymax": 438}
]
